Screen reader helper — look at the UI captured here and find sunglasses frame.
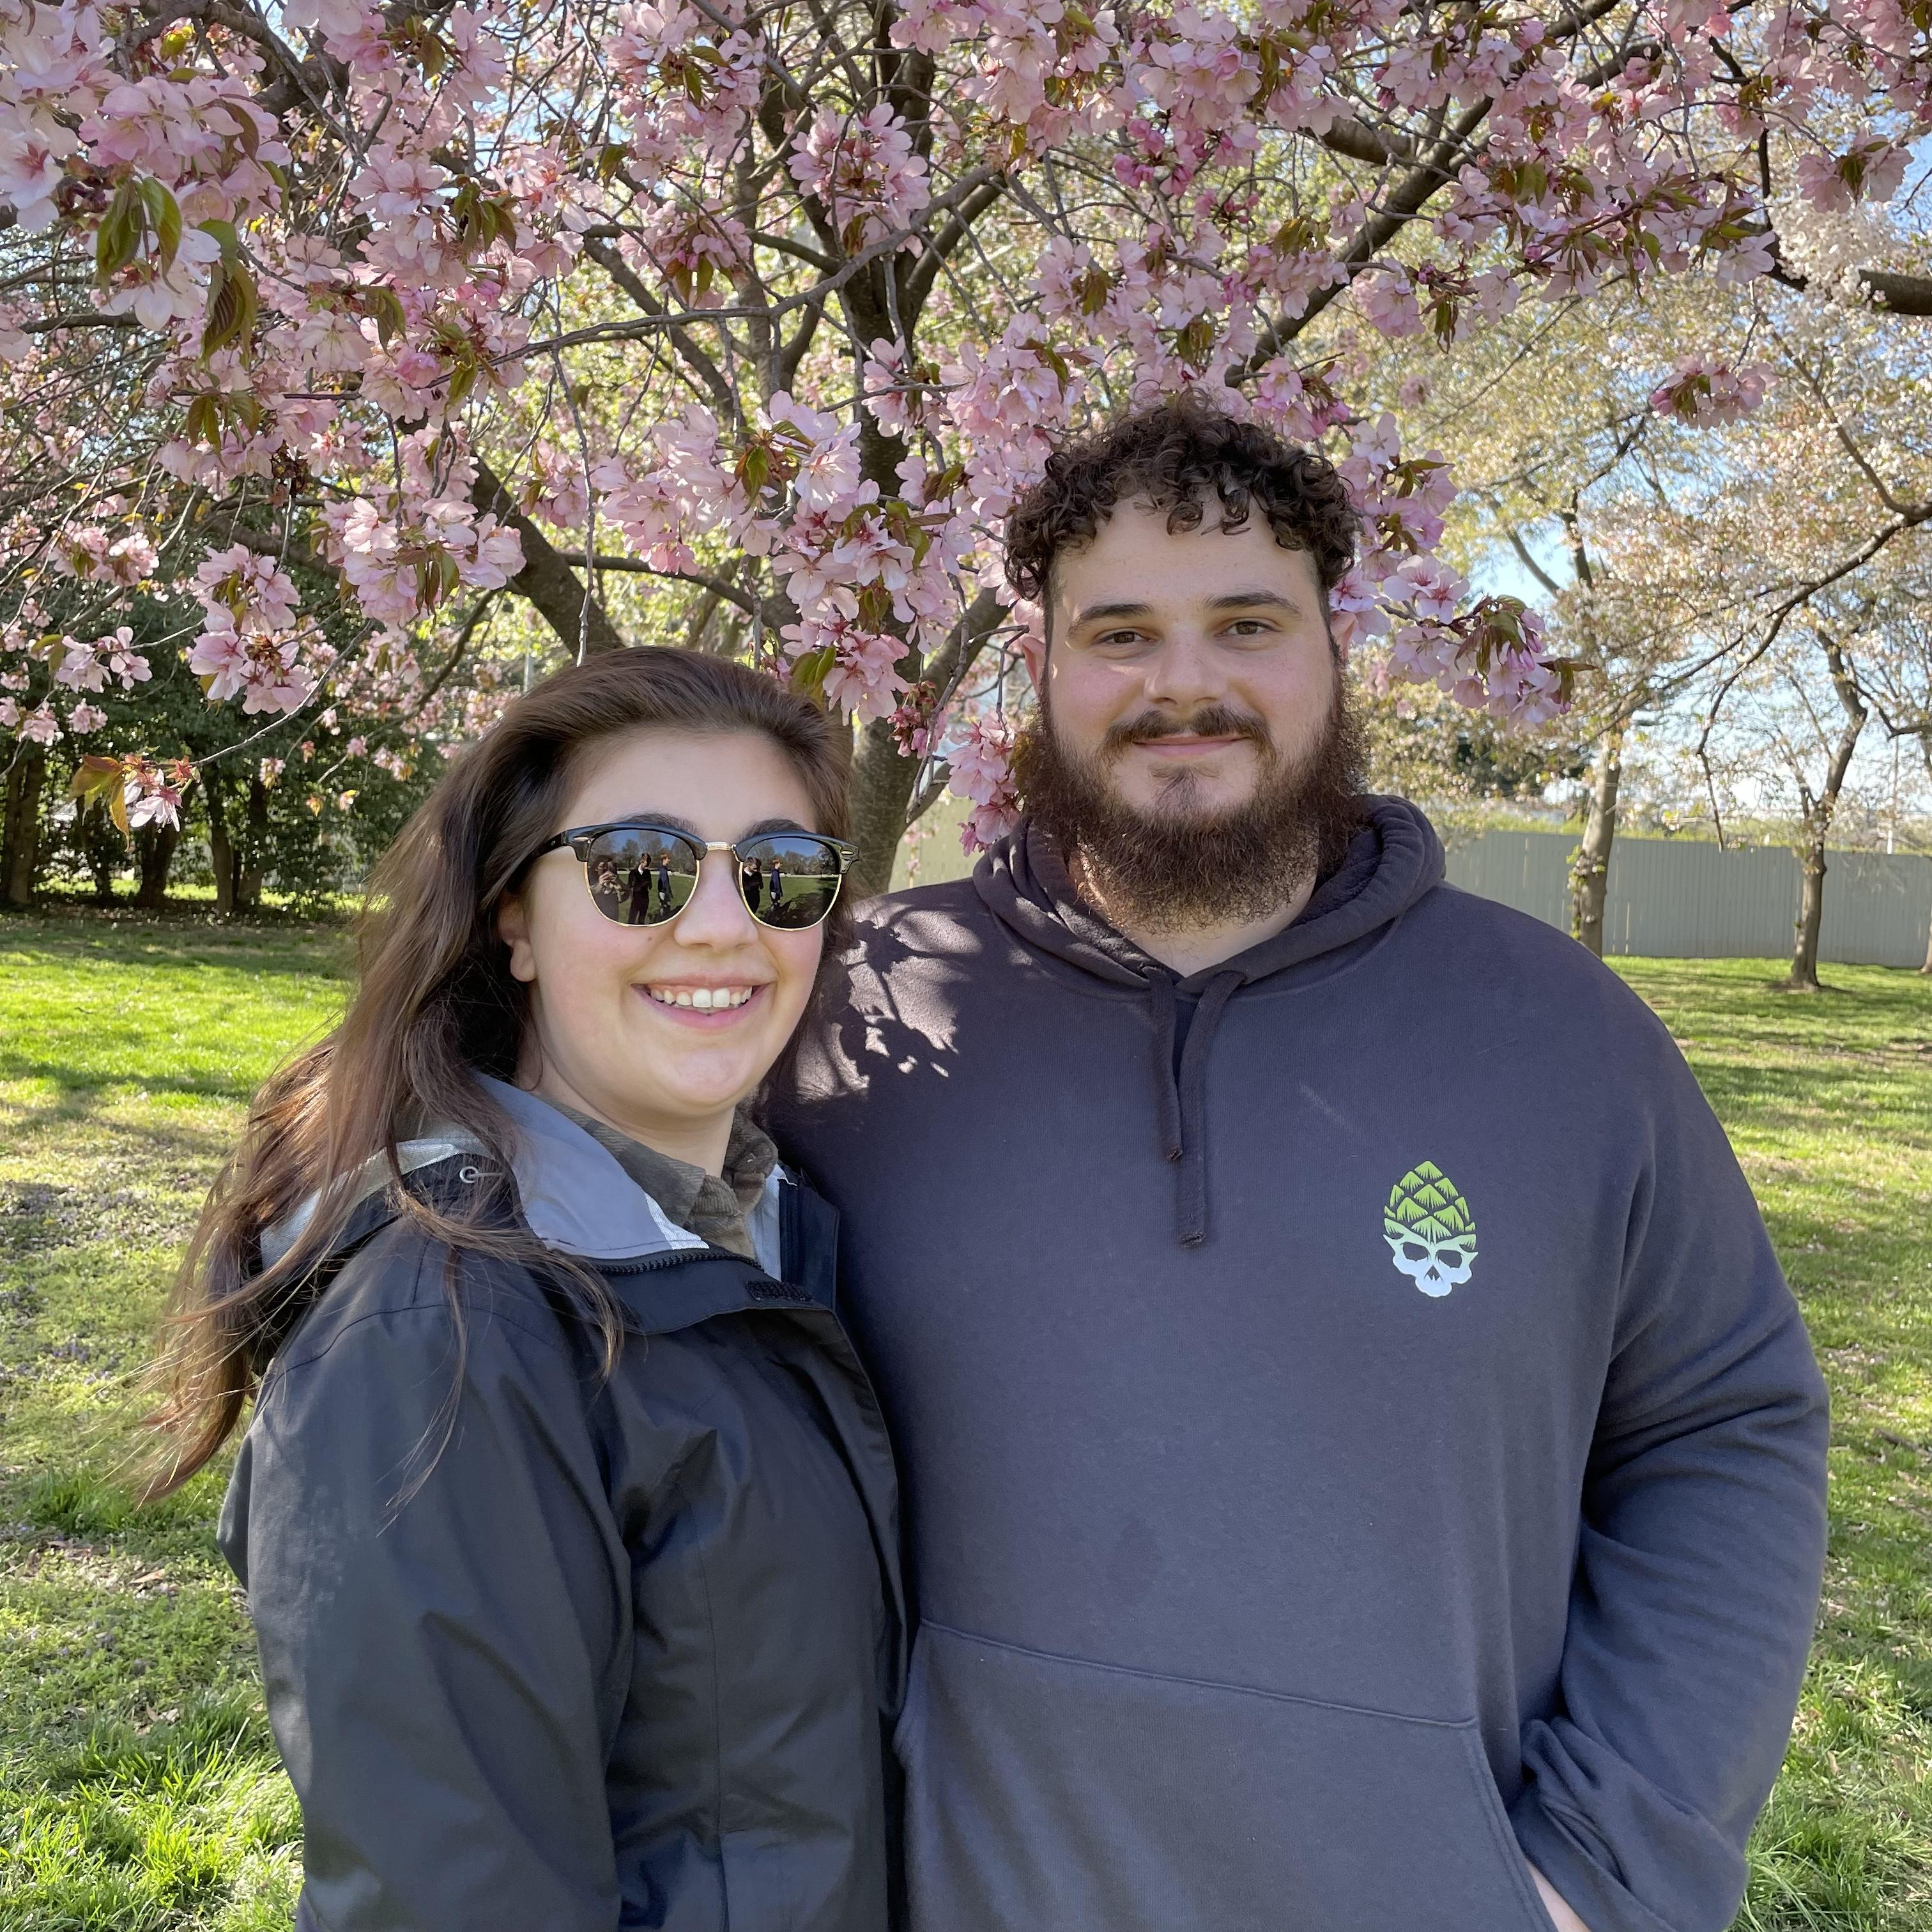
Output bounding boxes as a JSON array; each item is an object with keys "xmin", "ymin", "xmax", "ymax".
[{"xmin": 530, "ymin": 818, "xmax": 857, "ymax": 932}]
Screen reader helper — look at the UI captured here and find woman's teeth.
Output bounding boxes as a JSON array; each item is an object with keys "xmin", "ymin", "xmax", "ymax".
[{"xmin": 645, "ymin": 985, "xmax": 755, "ymax": 1011}]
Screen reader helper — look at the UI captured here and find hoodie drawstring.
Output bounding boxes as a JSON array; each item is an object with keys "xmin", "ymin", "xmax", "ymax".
[
  {"xmin": 1147, "ymin": 969, "xmax": 1183, "ymax": 1160},
  {"xmin": 1147, "ymin": 966, "xmax": 1245, "ymax": 1248}
]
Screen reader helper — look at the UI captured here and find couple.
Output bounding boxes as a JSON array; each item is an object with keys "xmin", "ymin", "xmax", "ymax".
[{"xmin": 151, "ymin": 402, "xmax": 1828, "ymax": 1932}]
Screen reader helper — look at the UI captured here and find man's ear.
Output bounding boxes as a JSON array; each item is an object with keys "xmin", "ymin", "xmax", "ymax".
[
  {"xmin": 1019, "ymin": 618, "xmax": 1047, "ymax": 693},
  {"xmin": 498, "ymin": 892, "xmax": 538, "ymax": 984}
]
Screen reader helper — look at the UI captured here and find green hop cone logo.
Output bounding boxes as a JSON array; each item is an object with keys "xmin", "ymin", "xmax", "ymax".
[{"xmin": 1384, "ymin": 1161, "xmax": 1478, "ymax": 1297}]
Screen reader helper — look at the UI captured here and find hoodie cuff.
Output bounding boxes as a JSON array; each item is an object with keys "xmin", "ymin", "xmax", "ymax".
[{"xmin": 1509, "ymin": 1717, "xmax": 1745, "ymax": 1932}]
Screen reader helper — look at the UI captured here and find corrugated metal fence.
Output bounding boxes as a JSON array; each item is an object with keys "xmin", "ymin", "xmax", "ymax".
[{"xmin": 1445, "ymin": 831, "xmax": 1932, "ymax": 968}]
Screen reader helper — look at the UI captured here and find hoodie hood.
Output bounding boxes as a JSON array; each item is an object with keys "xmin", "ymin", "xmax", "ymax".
[
  {"xmin": 261, "ymin": 1075, "xmax": 783, "ymax": 1275},
  {"xmin": 972, "ymin": 796, "xmax": 1445, "ymax": 1245}
]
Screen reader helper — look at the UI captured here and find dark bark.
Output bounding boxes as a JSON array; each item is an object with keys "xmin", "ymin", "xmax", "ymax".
[
  {"xmin": 471, "ymin": 457, "xmax": 625, "ymax": 658},
  {"xmin": 88, "ymin": 839, "xmax": 117, "ymax": 904},
  {"xmin": 1922, "ymin": 739, "xmax": 1932, "ymax": 976},
  {"xmin": 1786, "ymin": 638, "xmax": 1867, "ymax": 992},
  {"xmin": 204, "ymin": 767, "xmax": 238, "ymax": 914},
  {"xmin": 846, "ymin": 716, "xmax": 923, "ymax": 896},
  {"xmin": 236, "ymin": 776, "xmax": 271, "ymax": 910},
  {"xmin": 134, "ymin": 824, "xmax": 180, "ymax": 909},
  {"xmin": 3, "ymin": 744, "xmax": 45, "ymax": 907},
  {"xmin": 1569, "ymin": 721, "xmax": 1623, "ymax": 958}
]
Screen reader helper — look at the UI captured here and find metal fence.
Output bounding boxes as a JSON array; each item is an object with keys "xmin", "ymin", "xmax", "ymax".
[{"xmin": 1445, "ymin": 831, "xmax": 1932, "ymax": 968}]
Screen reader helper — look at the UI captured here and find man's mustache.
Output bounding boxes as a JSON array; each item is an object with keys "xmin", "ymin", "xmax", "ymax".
[{"xmin": 1102, "ymin": 705, "xmax": 1274, "ymax": 754}]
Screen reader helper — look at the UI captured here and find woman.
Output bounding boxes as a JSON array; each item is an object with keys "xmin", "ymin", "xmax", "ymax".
[{"xmin": 146, "ymin": 648, "xmax": 903, "ymax": 1932}]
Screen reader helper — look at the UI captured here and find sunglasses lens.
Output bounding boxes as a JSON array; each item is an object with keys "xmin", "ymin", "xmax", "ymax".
[
  {"xmin": 740, "ymin": 834, "xmax": 843, "ymax": 930},
  {"xmin": 585, "ymin": 827, "xmax": 698, "ymax": 926}
]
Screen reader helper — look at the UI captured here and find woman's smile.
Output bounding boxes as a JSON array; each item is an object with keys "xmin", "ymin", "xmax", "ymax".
[{"xmin": 638, "ymin": 980, "xmax": 768, "ymax": 1020}]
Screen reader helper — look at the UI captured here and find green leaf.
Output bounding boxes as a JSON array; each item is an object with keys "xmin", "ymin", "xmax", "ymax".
[
  {"xmin": 95, "ymin": 181, "xmax": 144, "ymax": 283},
  {"xmin": 201, "ymin": 257, "xmax": 257, "ymax": 358},
  {"xmin": 70, "ymin": 755, "xmax": 128, "ymax": 838},
  {"xmin": 365, "ymin": 286, "xmax": 408, "ymax": 348},
  {"xmin": 445, "ymin": 355, "xmax": 477, "ymax": 411},
  {"xmin": 788, "ymin": 644, "xmax": 836, "ymax": 704},
  {"xmin": 138, "ymin": 178, "xmax": 181, "ymax": 275},
  {"xmin": 183, "ymin": 393, "xmax": 219, "ymax": 445}
]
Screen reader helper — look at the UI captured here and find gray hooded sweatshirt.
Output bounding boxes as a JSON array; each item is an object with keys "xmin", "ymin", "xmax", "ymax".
[{"xmin": 769, "ymin": 799, "xmax": 1828, "ymax": 1932}]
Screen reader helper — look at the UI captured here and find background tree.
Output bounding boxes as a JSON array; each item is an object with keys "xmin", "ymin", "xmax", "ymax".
[{"xmin": 6, "ymin": 0, "xmax": 1929, "ymax": 901}]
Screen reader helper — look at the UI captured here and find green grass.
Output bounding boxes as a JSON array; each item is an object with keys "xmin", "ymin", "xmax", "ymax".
[
  {"xmin": 0, "ymin": 909, "xmax": 350, "ymax": 1932},
  {"xmin": 1, "ymin": 917, "xmax": 1928, "ymax": 1928},
  {"xmin": 1615, "ymin": 959, "xmax": 1932, "ymax": 1930}
]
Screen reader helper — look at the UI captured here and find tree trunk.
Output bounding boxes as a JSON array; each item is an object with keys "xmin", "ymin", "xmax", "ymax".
[
  {"xmin": 1921, "ymin": 736, "xmax": 1932, "ymax": 975},
  {"xmin": 847, "ymin": 715, "xmax": 924, "ymax": 895},
  {"xmin": 3, "ymin": 744, "xmax": 45, "ymax": 907},
  {"xmin": 236, "ymin": 776, "xmax": 271, "ymax": 909},
  {"xmin": 1786, "ymin": 637, "xmax": 1867, "ymax": 993},
  {"xmin": 1789, "ymin": 845, "xmax": 1829, "ymax": 992},
  {"xmin": 204, "ymin": 767, "xmax": 238, "ymax": 914},
  {"xmin": 472, "ymin": 457, "xmax": 625, "ymax": 657},
  {"xmin": 133, "ymin": 824, "xmax": 180, "ymax": 909},
  {"xmin": 1569, "ymin": 721, "xmax": 1623, "ymax": 958}
]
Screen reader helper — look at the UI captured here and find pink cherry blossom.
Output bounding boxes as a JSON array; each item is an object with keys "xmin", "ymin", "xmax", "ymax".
[
  {"xmin": 945, "ymin": 711, "xmax": 1021, "ymax": 853},
  {"xmin": 15, "ymin": 0, "xmax": 1931, "ymax": 829},
  {"xmin": 1649, "ymin": 356, "xmax": 1773, "ymax": 425},
  {"xmin": 788, "ymin": 105, "xmax": 930, "ymax": 251}
]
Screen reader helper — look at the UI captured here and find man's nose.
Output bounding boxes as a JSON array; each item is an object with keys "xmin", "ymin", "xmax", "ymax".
[
  {"xmin": 672, "ymin": 852, "xmax": 758, "ymax": 945},
  {"xmin": 1138, "ymin": 631, "xmax": 1225, "ymax": 710}
]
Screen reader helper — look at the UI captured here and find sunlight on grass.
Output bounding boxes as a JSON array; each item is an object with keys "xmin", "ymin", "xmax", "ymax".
[{"xmin": 1, "ymin": 914, "xmax": 1928, "ymax": 1928}]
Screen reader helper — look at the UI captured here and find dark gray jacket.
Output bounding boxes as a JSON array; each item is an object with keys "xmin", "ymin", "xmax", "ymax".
[
  {"xmin": 770, "ymin": 801, "xmax": 1828, "ymax": 1932},
  {"xmin": 219, "ymin": 1078, "xmax": 905, "ymax": 1932}
]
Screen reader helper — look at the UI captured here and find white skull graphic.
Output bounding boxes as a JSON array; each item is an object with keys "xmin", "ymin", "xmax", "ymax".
[
  {"xmin": 1382, "ymin": 1162, "xmax": 1478, "ymax": 1297},
  {"xmin": 1384, "ymin": 1228, "xmax": 1475, "ymax": 1297}
]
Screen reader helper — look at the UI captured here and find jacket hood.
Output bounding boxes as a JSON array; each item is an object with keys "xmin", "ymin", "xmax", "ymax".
[
  {"xmin": 970, "ymin": 796, "xmax": 1445, "ymax": 1246},
  {"xmin": 261, "ymin": 1076, "xmax": 782, "ymax": 1274}
]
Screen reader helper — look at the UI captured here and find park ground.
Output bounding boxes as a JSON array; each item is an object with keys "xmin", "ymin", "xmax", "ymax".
[{"xmin": 0, "ymin": 910, "xmax": 1929, "ymax": 1929}]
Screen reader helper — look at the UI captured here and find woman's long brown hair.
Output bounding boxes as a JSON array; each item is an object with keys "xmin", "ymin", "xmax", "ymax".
[{"xmin": 142, "ymin": 647, "xmax": 852, "ymax": 1498}]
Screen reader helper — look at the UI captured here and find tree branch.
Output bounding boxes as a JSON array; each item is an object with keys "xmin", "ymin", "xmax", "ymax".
[
  {"xmin": 1504, "ymin": 526, "xmax": 1565, "ymax": 599},
  {"xmin": 471, "ymin": 457, "xmax": 626, "ymax": 656}
]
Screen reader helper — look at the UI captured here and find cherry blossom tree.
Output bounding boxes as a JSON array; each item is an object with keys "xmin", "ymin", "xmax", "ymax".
[{"xmin": 3, "ymin": 0, "xmax": 1929, "ymax": 893}]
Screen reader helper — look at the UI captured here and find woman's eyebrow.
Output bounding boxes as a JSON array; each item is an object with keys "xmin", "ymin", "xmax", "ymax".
[
  {"xmin": 739, "ymin": 816, "xmax": 810, "ymax": 839},
  {"xmin": 601, "ymin": 811, "xmax": 701, "ymax": 837}
]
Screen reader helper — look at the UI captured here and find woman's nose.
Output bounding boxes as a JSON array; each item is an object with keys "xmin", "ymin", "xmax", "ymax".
[{"xmin": 672, "ymin": 851, "xmax": 758, "ymax": 945}]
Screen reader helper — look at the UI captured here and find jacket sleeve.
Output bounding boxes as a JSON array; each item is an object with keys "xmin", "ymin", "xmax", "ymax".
[
  {"xmin": 1510, "ymin": 1027, "xmax": 1829, "ymax": 1932},
  {"xmin": 222, "ymin": 1246, "xmax": 629, "ymax": 1932}
]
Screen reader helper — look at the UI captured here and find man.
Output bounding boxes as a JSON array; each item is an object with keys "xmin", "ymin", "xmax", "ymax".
[{"xmin": 770, "ymin": 401, "xmax": 1828, "ymax": 1932}]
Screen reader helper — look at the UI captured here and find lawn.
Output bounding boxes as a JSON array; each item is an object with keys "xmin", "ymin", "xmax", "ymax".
[{"xmin": 0, "ymin": 915, "xmax": 1928, "ymax": 1929}]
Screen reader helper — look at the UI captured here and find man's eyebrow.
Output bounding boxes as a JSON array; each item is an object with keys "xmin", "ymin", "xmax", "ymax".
[
  {"xmin": 1206, "ymin": 590, "xmax": 1303, "ymax": 614},
  {"xmin": 1069, "ymin": 590, "xmax": 1307, "ymax": 627},
  {"xmin": 1070, "ymin": 599, "xmax": 1155, "ymax": 626}
]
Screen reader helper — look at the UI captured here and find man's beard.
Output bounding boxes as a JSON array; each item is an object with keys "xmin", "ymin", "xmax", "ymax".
[{"xmin": 1012, "ymin": 677, "xmax": 1367, "ymax": 935}]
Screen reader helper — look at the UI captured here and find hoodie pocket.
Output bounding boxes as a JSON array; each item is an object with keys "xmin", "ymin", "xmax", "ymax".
[{"xmin": 897, "ymin": 1621, "xmax": 1555, "ymax": 1932}]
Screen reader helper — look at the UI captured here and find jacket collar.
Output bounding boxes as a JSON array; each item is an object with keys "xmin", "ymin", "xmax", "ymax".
[{"xmin": 261, "ymin": 1078, "xmax": 785, "ymax": 1275}]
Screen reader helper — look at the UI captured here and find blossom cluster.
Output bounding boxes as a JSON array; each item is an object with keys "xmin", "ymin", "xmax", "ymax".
[{"xmin": 2, "ymin": 0, "xmax": 1927, "ymax": 857}]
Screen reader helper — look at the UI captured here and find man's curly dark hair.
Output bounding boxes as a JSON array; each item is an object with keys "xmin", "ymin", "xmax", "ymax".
[{"xmin": 1004, "ymin": 396, "xmax": 1359, "ymax": 627}]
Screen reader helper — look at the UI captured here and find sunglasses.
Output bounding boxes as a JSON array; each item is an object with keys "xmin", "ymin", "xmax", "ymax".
[{"xmin": 531, "ymin": 818, "xmax": 857, "ymax": 931}]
